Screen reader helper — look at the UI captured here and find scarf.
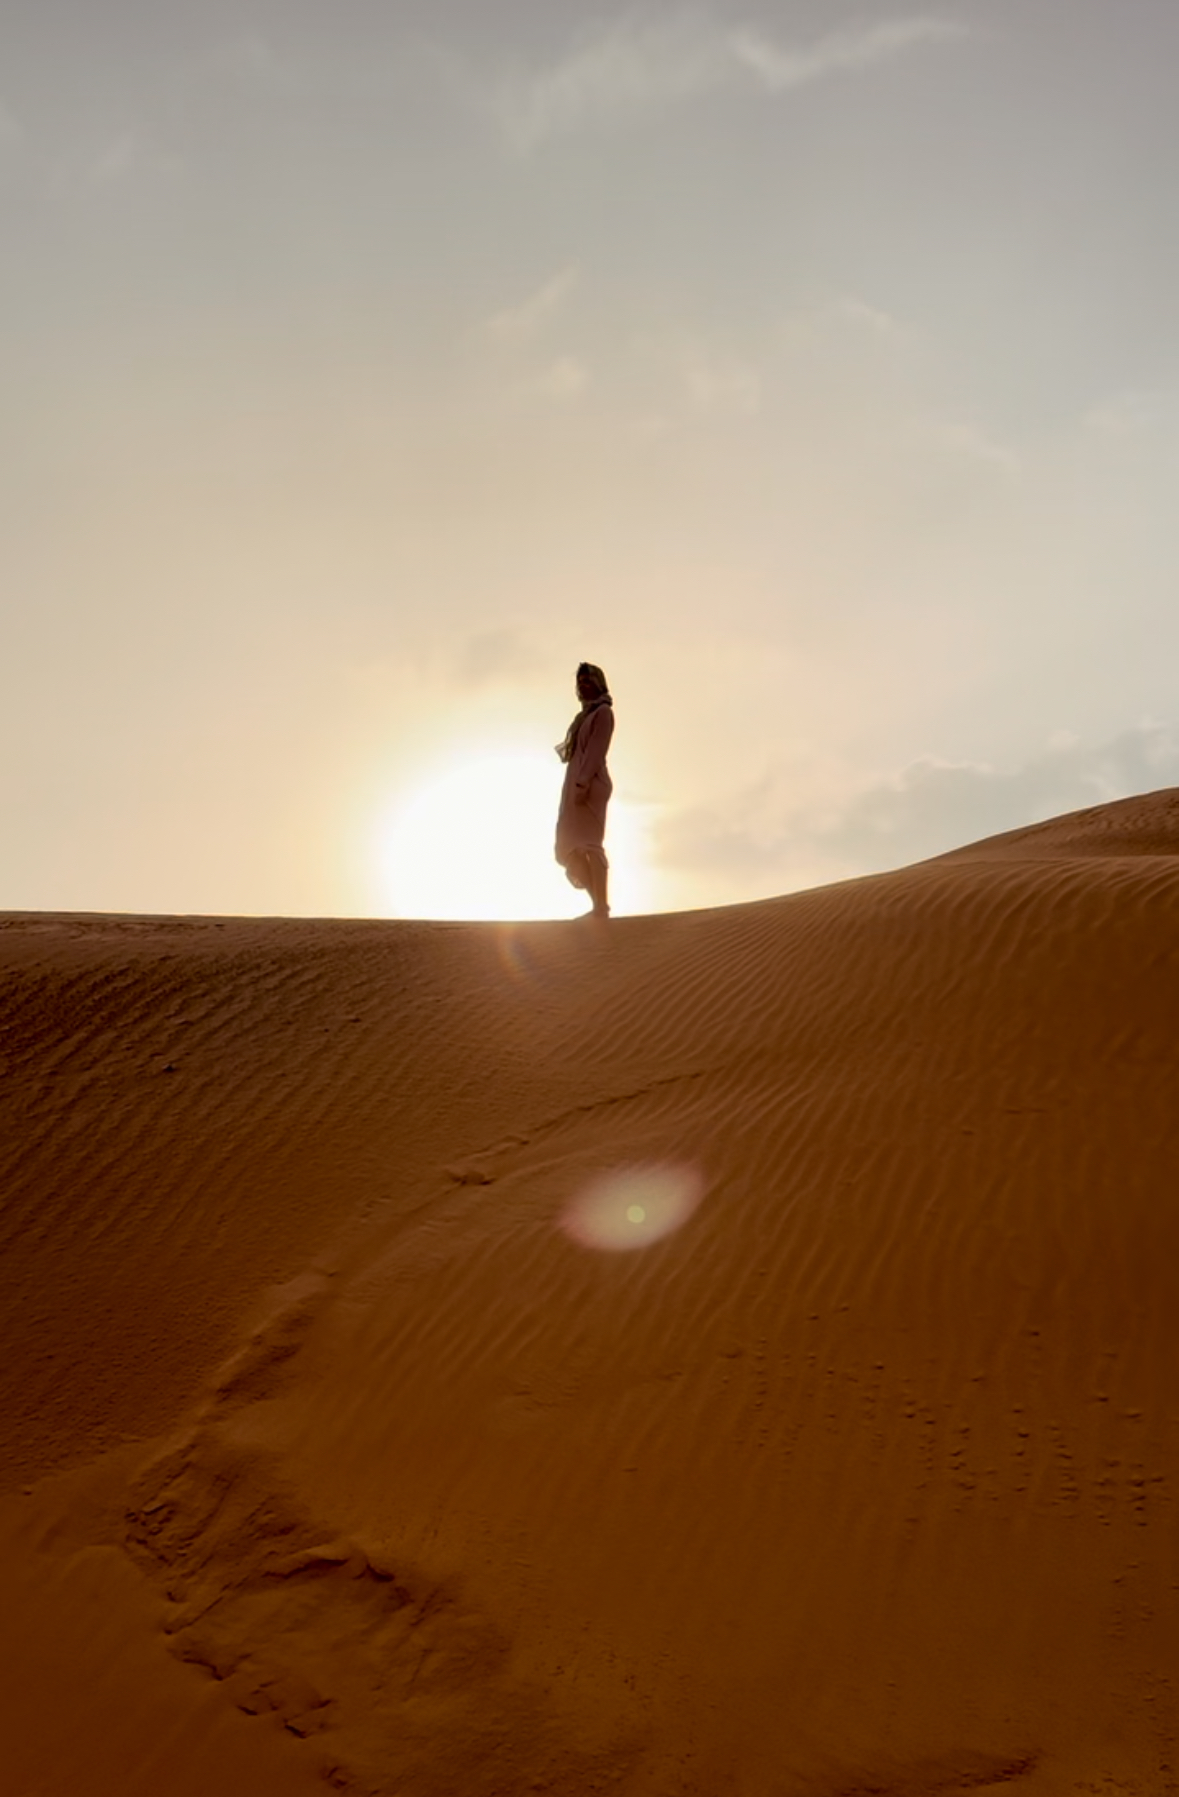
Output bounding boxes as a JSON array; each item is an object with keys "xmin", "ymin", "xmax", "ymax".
[{"xmin": 556, "ymin": 693, "xmax": 612, "ymax": 764}]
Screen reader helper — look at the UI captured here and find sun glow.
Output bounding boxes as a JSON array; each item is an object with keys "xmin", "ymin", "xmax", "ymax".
[{"xmin": 377, "ymin": 749, "xmax": 649, "ymax": 921}]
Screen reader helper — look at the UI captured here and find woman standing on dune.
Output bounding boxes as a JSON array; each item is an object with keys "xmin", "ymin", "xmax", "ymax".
[{"xmin": 555, "ymin": 662, "xmax": 614, "ymax": 919}]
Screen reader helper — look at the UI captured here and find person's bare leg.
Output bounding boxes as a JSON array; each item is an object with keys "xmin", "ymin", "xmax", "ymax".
[{"xmin": 587, "ymin": 854, "xmax": 610, "ymax": 918}]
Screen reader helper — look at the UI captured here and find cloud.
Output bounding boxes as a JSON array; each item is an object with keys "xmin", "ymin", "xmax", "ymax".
[
  {"xmin": 80, "ymin": 131, "xmax": 181, "ymax": 191},
  {"xmin": 656, "ymin": 724, "xmax": 1179, "ymax": 893},
  {"xmin": 478, "ymin": 269, "xmax": 588, "ymax": 403},
  {"xmin": 680, "ymin": 340, "xmax": 760, "ymax": 415},
  {"xmin": 538, "ymin": 356, "xmax": 590, "ymax": 402},
  {"xmin": 922, "ymin": 418, "xmax": 1021, "ymax": 473},
  {"xmin": 1081, "ymin": 389, "xmax": 1161, "ymax": 438},
  {"xmin": 835, "ymin": 295, "xmax": 900, "ymax": 336},
  {"xmin": 495, "ymin": 16, "xmax": 727, "ymax": 150},
  {"xmin": 219, "ymin": 33, "xmax": 300, "ymax": 93},
  {"xmin": 819, "ymin": 728, "xmax": 1179, "ymax": 867},
  {"xmin": 494, "ymin": 12, "xmax": 967, "ymax": 148},
  {"xmin": 731, "ymin": 16, "xmax": 968, "ymax": 92},
  {"xmin": 651, "ymin": 330, "xmax": 762, "ymax": 416},
  {"xmin": 0, "ymin": 102, "xmax": 23, "ymax": 145},
  {"xmin": 485, "ymin": 266, "xmax": 578, "ymax": 342}
]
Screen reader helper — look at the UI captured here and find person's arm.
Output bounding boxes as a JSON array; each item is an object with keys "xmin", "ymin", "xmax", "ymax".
[{"xmin": 574, "ymin": 707, "xmax": 614, "ymax": 798}]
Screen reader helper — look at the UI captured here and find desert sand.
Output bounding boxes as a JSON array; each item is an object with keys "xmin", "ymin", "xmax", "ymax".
[{"xmin": 2, "ymin": 789, "xmax": 1177, "ymax": 1797}]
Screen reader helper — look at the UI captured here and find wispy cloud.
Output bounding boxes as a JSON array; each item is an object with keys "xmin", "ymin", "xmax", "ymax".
[
  {"xmin": 80, "ymin": 130, "xmax": 180, "ymax": 191},
  {"xmin": 731, "ymin": 16, "xmax": 968, "ymax": 92},
  {"xmin": 538, "ymin": 356, "xmax": 590, "ymax": 402},
  {"xmin": 834, "ymin": 295, "xmax": 901, "ymax": 336},
  {"xmin": 494, "ymin": 12, "xmax": 968, "ymax": 149},
  {"xmin": 922, "ymin": 417, "xmax": 1021, "ymax": 473},
  {"xmin": 660, "ymin": 331, "xmax": 762, "ymax": 416},
  {"xmin": 485, "ymin": 265, "xmax": 578, "ymax": 342},
  {"xmin": 495, "ymin": 16, "xmax": 725, "ymax": 150},
  {"xmin": 219, "ymin": 32, "xmax": 301, "ymax": 94},
  {"xmin": 1082, "ymin": 389, "xmax": 1161, "ymax": 438}
]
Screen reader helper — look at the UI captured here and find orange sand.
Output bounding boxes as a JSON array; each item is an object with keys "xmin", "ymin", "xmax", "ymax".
[{"xmin": 2, "ymin": 790, "xmax": 1178, "ymax": 1796}]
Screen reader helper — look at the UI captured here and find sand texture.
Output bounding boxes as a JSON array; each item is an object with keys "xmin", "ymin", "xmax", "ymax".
[{"xmin": 2, "ymin": 789, "xmax": 1178, "ymax": 1796}]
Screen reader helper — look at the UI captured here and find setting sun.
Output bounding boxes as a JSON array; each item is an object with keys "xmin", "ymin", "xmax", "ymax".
[{"xmin": 376, "ymin": 750, "xmax": 648, "ymax": 922}]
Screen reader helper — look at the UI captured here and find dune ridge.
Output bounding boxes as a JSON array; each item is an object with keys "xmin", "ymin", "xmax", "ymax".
[{"xmin": 2, "ymin": 789, "xmax": 1178, "ymax": 1795}]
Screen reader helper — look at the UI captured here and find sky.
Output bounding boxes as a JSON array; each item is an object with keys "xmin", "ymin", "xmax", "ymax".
[{"xmin": 3, "ymin": 0, "xmax": 1178, "ymax": 919}]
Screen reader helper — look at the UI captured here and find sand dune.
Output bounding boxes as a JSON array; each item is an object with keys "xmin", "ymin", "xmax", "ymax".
[{"xmin": 2, "ymin": 788, "xmax": 1178, "ymax": 1796}]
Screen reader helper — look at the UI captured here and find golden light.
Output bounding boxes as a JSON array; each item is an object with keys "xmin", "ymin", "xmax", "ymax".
[{"xmin": 375, "ymin": 748, "xmax": 651, "ymax": 922}]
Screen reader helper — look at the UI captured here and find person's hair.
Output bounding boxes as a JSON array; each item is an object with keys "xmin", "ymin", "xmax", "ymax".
[{"xmin": 577, "ymin": 661, "xmax": 609, "ymax": 698}]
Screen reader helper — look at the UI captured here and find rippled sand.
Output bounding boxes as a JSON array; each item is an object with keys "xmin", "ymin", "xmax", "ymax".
[{"xmin": 3, "ymin": 789, "xmax": 1178, "ymax": 1796}]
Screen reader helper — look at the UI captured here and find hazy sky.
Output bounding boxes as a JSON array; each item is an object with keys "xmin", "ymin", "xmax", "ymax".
[{"xmin": 4, "ymin": 0, "xmax": 1178, "ymax": 917}]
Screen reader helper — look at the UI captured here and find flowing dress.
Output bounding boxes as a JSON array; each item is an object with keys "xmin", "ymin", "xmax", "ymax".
[{"xmin": 554, "ymin": 699, "xmax": 614, "ymax": 887}]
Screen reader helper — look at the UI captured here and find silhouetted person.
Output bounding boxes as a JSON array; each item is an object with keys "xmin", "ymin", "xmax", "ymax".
[{"xmin": 555, "ymin": 662, "xmax": 614, "ymax": 919}]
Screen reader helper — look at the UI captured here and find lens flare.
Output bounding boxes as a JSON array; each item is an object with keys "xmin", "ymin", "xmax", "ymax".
[
  {"xmin": 562, "ymin": 1163, "xmax": 705, "ymax": 1253},
  {"xmin": 495, "ymin": 924, "xmax": 541, "ymax": 984}
]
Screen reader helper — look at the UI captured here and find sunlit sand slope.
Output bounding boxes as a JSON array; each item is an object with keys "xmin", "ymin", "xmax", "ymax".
[{"xmin": 2, "ymin": 788, "xmax": 1178, "ymax": 1796}]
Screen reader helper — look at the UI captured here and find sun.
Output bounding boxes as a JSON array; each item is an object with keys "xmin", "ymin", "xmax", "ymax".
[{"xmin": 376, "ymin": 749, "xmax": 648, "ymax": 922}]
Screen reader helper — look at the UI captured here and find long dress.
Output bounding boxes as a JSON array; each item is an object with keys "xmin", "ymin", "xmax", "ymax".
[{"xmin": 554, "ymin": 700, "xmax": 614, "ymax": 888}]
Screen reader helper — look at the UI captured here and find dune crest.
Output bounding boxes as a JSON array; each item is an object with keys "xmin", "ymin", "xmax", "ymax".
[
  {"xmin": 2, "ymin": 792, "xmax": 1178, "ymax": 1795},
  {"xmin": 936, "ymin": 782, "xmax": 1179, "ymax": 861}
]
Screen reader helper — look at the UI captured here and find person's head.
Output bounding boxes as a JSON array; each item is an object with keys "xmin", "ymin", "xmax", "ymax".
[{"xmin": 576, "ymin": 661, "xmax": 609, "ymax": 702}]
